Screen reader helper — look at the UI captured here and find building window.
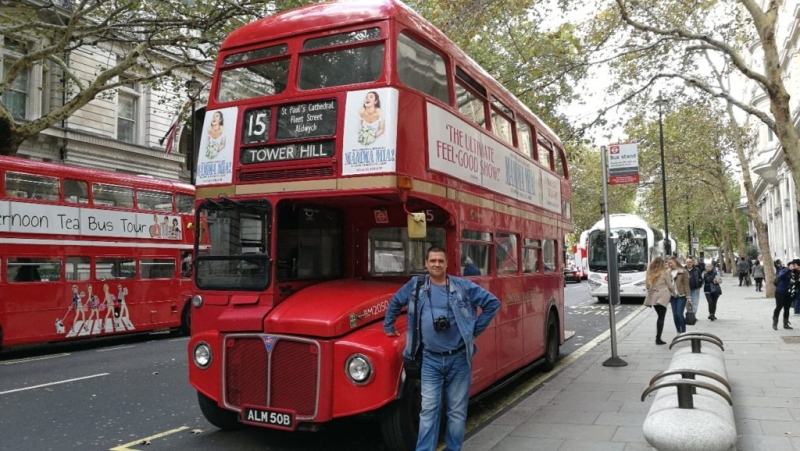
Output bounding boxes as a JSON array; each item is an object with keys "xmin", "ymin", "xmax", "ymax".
[
  {"xmin": 2, "ymin": 37, "xmax": 31, "ymax": 120},
  {"xmin": 117, "ymin": 76, "xmax": 141, "ymax": 143}
]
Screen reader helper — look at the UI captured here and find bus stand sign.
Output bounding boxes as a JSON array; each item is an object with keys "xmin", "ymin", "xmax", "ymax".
[{"xmin": 607, "ymin": 143, "xmax": 639, "ymax": 185}]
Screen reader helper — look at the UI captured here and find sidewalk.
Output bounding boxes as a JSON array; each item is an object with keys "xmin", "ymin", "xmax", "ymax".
[{"xmin": 464, "ymin": 276, "xmax": 800, "ymax": 451}]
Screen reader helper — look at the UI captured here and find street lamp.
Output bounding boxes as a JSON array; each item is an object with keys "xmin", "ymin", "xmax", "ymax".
[
  {"xmin": 656, "ymin": 95, "xmax": 671, "ymax": 256},
  {"xmin": 185, "ymin": 75, "xmax": 203, "ymax": 185}
]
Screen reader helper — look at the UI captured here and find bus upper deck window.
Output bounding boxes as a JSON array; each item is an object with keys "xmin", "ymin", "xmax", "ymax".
[
  {"xmin": 6, "ymin": 171, "xmax": 59, "ymax": 201},
  {"xmin": 396, "ymin": 32, "xmax": 449, "ymax": 104},
  {"xmin": 93, "ymin": 183, "xmax": 134, "ymax": 208},
  {"xmin": 64, "ymin": 179, "xmax": 89, "ymax": 204},
  {"xmin": 138, "ymin": 189, "xmax": 173, "ymax": 212},
  {"xmin": 299, "ymin": 28, "xmax": 384, "ymax": 90},
  {"xmin": 218, "ymin": 44, "xmax": 289, "ymax": 103}
]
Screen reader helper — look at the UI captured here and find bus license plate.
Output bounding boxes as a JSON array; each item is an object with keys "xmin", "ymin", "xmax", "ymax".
[{"xmin": 241, "ymin": 406, "xmax": 295, "ymax": 430}]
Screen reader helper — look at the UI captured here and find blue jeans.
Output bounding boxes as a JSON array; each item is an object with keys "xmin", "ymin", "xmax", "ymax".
[
  {"xmin": 689, "ymin": 289, "xmax": 701, "ymax": 315},
  {"xmin": 417, "ymin": 349, "xmax": 471, "ymax": 451},
  {"xmin": 670, "ymin": 296, "xmax": 687, "ymax": 333}
]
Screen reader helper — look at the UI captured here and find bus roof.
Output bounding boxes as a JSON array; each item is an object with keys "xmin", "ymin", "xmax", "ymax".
[
  {"xmin": 220, "ymin": 0, "xmax": 562, "ymax": 145},
  {"xmin": 0, "ymin": 155, "xmax": 194, "ymax": 193},
  {"xmin": 588, "ymin": 214, "xmax": 653, "ymax": 231}
]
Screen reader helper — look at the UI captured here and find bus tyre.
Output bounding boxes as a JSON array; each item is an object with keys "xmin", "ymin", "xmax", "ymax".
[
  {"xmin": 380, "ymin": 379, "xmax": 421, "ymax": 451},
  {"xmin": 0, "ymin": 324, "xmax": 3, "ymax": 353},
  {"xmin": 541, "ymin": 313, "xmax": 559, "ymax": 372},
  {"xmin": 180, "ymin": 301, "xmax": 192, "ymax": 336},
  {"xmin": 197, "ymin": 391, "xmax": 242, "ymax": 431}
]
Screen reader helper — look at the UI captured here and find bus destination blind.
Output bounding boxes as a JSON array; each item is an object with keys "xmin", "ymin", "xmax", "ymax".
[{"xmin": 276, "ymin": 99, "xmax": 337, "ymax": 140}]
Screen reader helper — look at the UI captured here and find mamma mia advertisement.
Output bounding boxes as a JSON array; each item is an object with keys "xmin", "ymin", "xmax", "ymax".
[
  {"xmin": 341, "ymin": 88, "xmax": 399, "ymax": 176},
  {"xmin": 195, "ymin": 107, "xmax": 237, "ymax": 186}
]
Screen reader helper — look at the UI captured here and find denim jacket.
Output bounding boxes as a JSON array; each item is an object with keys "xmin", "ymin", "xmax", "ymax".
[{"xmin": 383, "ymin": 275, "xmax": 500, "ymax": 373}]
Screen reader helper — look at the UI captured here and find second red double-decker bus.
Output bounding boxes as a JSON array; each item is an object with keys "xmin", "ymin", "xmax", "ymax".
[
  {"xmin": 0, "ymin": 155, "xmax": 199, "ymax": 351},
  {"xmin": 188, "ymin": 1, "xmax": 573, "ymax": 449}
]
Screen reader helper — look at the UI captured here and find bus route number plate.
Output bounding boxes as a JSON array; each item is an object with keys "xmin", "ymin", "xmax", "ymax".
[{"xmin": 241, "ymin": 405, "xmax": 296, "ymax": 430}]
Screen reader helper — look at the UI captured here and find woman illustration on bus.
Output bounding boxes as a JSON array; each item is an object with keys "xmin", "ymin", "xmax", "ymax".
[
  {"xmin": 103, "ymin": 283, "xmax": 117, "ymax": 333},
  {"xmin": 116, "ymin": 283, "xmax": 132, "ymax": 330},
  {"xmin": 85, "ymin": 284, "xmax": 100, "ymax": 333},
  {"xmin": 357, "ymin": 91, "xmax": 384, "ymax": 146},
  {"xmin": 171, "ymin": 218, "xmax": 181, "ymax": 239},
  {"xmin": 204, "ymin": 111, "xmax": 226, "ymax": 159},
  {"xmin": 69, "ymin": 284, "xmax": 86, "ymax": 334}
]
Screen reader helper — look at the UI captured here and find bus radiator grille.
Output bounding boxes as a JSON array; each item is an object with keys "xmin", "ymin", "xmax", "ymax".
[
  {"xmin": 239, "ymin": 166, "xmax": 334, "ymax": 182},
  {"xmin": 225, "ymin": 337, "xmax": 268, "ymax": 409},
  {"xmin": 224, "ymin": 336, "xmax": 319, "ymax": 418},
  {"xmin": 269, "ymin": 340, "xmax": 318, "ymax": 416}
]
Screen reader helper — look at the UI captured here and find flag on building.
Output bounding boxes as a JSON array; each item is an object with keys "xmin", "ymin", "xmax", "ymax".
[
  {"xmin": 163, "ymin": 122, "xmax": 181, "ymax": 155},
  {"xmin": 159, "ymin": 100, "xmax": 192, "ymax": 154}
]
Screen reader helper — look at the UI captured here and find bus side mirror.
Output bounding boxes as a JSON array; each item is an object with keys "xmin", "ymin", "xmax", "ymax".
[{"xmin": 407, "ymin": 212, "xmax": 427, "ymax": 239}]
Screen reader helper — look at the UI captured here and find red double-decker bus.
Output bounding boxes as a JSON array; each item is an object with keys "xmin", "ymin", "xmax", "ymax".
[
  {"xmin": 188, "ymin": 1, "xmax": 572, "ymax": 448},
  {"xmin": 0, "ymin": 155, "xmax": 198, "ymax": 351}
]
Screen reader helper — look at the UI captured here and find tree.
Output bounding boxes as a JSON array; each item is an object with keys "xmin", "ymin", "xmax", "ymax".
[
  {"xmin": 567, "ymin": 0, "xmax": 792, "ymax": 286},
  {"xmin": 569, "ymin": 143, "xmax": 636, "ymax": 234},
  {"xmin": 0, "ymin": 0, "xmax": 310, "ymax": 156},
  {"xmin": 621, "ymin": 100, "xmax": 744, "ymax": 260}
]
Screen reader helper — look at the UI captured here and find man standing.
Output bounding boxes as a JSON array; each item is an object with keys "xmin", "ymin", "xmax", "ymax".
[
  {"xmin": 737, "ymin": 257, "xmax": 750, "ymax": 286},
  {"xmin": 773, "ymin": 260, "xmax": 796, "ymax": 330},
  {"xmin": 384, "ymin": 247, "xmax": 500, "ymax": 451},
  {"xmin": 685, "ymin": 258, "xmax": 703, "ymax": 318}
]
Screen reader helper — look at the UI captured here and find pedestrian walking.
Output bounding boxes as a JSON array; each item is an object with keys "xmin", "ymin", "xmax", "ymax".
[
  {"xmin": 644, "ymin": 257, "xmax": 673, "ymax": 345},
  {"xmin": 790, "ymin": 259, "xmax": 800, "ymax": 315},
  {"xmin": 737, "ymin": 257, "xmax": 750, "ymax": 286},
  {"xmin": 702, "ymin": 263, "xmax": 722, "ymax": 321},
  {"xmin": 667, "ymin": 256, "xmax": 691, "ymax": 333},
  {"xmin": 773, "ymin": 260, "xmax": 796, "ymax": 330},
  {"xmin": 752, "ymin": 260, "xmax": 765, "ymax": 292},
  {"xmin": 383, "ymin": 246, "xmax": 500, "ymax": 451},
  {"xmin": 685, "ymin": 257, "xmax": 703, "ymax": 317}
]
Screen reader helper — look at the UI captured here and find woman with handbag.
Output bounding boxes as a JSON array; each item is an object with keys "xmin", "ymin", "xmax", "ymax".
[
  {"xmin": 667, "ymin": 257, "xmax": 691, "ymax": 333},
  {"xmin": 644, "ymin": 257, "xmax": 673, "ymax": 345},
  {"xmin": 702, "ymin": 263, "xmax": 722, "ymax": 321}
]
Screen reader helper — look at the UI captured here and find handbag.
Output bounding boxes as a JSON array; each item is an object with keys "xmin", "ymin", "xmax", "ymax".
[
  {"xmin": 685, "ymin": 309, "xmax": 697, "ymax": 326},
  {"xmin": 711, "ymin": 283, "xmax": 722, "ymax": 296},
  {"xmin": 402, "ymin": 277, "xmax": 425, "ymax": 379}
]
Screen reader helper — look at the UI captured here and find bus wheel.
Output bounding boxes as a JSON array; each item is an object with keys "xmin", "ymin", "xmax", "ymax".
[
  {"xmin": 380, "ymin": 378, "xmax": 421, "ymax": 451},
  {"xmin": 180, "ymin": 302, "xmax": 192, "ymax": 336},
  {"xmin": 541, "ymin": 313, "xmax": 559, "ymax": 372},
  {"xmin": 197, "ymin": 391, "xmax": 242, "ymax": 430},
  {"xmin": 0, "ymin": 324, "xmax": 3, "ymax": 353}
]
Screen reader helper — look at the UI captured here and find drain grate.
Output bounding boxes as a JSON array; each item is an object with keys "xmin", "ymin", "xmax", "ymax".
[{"xmin": 781, "ymin": 336, "xmax": 800, "ymax": 344}]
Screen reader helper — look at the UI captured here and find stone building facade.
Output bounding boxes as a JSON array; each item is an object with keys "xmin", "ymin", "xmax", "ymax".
[
  {"xmin": 3, "ymin": 2, "xmax": 204, "ymax": 181},
  {"xmin": 743, "ymin": 1, "xmax": 800, "ymax": 264}
]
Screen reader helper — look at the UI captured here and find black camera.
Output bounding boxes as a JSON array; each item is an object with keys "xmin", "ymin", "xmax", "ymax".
[{"xmin": 433, "ymin": 316, "xmax": 450, "ymax": 331}]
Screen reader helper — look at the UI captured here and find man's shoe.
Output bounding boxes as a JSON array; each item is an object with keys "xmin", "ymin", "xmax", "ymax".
[
  {"xmin": 773, "ymin": 316, "xmax": 779, "ymax": 330},
  {"xmin": 655, "ymin": 338, "xmax": 666, "ymax": 345},
  {"xmin": 785, "ymin": 321, "xmax": 793, "ymax": 330}
]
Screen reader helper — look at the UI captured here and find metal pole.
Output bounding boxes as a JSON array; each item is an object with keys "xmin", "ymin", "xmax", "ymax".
[
  {"xmin": 659, "ymin": 100, "xmax": 670, "ymax": 256},
  {"xmin": 189, "ymin": 101, "xmax": 196, "ymax": 185},
  {"xmin": 601, "ymin": 145, "xmax": 627, "ymax": 367}
]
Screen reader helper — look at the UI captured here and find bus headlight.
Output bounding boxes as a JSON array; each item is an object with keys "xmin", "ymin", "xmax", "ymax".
[
  {"xmin": 345, "ymin": 354, "xmax": 372, "ymax": 384},
  {"xmin": 193, "ymin": 342, "xmax": 212, "ymax": 369},
  {"xmin": 192, "ymin": 295, "xmax": 203, "ymax": 308}
]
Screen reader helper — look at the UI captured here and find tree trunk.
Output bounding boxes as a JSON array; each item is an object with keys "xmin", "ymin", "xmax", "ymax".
[{"xmin": 0, "ymin": 116, "xmax": 22, "ymax": 156}]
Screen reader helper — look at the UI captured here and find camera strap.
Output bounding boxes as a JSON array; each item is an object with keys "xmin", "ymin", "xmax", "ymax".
[
  {"xmin": 410, "ymin": 276, "xmax": 424, "ymax": 357},
  {"xmin": 426, "ymin": 276, "xmax": 450, "ymax": 324}
]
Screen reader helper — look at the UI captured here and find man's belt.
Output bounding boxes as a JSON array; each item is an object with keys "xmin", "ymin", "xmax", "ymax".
[{"xmin": 425, "ymin": 345, "xmax": 466, "ymax": 356}]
